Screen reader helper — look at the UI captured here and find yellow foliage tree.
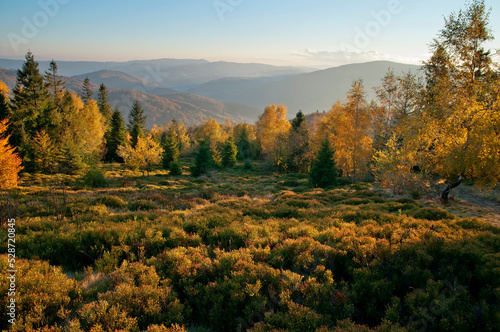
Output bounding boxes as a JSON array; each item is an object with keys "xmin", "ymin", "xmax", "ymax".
[
  {"xmin": 256, "ymin": 104, "xmax": 291, "ymax": 155},
  {"xmin": 372, "ymin": 135, "xmax": 430, "ymax": 195},
  {"xmin": 394, "ymin": 0, "xmax": 500, "ymax": 199},
  {"xmin": 319, "ymin": 81, "xmax": 375, "ymax": 180},
  {"xmin": 59, "ymin": 94, "xmax": 106, "ymax": 168},
  {"xmin": 117, "ymin": 135, "xmax": 163, "ymax": 175},
  {"xmin": 194, "ymin": 117, "xmax": 227, "ymax": 145},
  {"xmin": 0, "ymin": 119, "xmax": 23, "ymax": 189}
]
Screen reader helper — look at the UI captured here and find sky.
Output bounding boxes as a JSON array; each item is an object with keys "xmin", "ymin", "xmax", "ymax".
[{"xmin": 0, "ymin": 0, "xmax": 499, "ymax": 68}]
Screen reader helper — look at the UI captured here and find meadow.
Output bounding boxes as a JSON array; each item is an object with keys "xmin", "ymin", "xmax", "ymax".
[{"xmin": 1, "ymin": 161, "xmax": 499, "ymax": 331}]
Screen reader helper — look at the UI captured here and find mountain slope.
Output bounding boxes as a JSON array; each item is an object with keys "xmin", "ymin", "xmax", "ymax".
[
  {"xmin": 0, "ymin": 68, "xmax": 260, "ymax": 127},
  {"xmin": 108, "ymin": 89, "xmax": 257, "ymax": 127},
  {"xmin": 72, "ymin": 70, "xmax": 176, "ymax": 95},
  {"xmin": 189, "ymin": 61, "xmax": 422, "ymax": 113},
  {"xmin": 0, "ymin": 68, "xmax": 99, "ymax": 93}
]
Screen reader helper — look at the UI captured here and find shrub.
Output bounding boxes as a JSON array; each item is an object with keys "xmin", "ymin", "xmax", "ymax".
[
  {"xmin": 128, "ymin": 199, "xmax": 158, "ymax": 211},
  {"xmin": 244, "ymin": 159, "xmax": 253, "ymax": 170},
  {"xmin": 99, "ymin": 262, "xmax": 185, "ymax": 329},
  {"xmin": 169, "ymin": 160, "xmax": 183, "ymax": 176},
  {"xmin": 0, "ymin": 256, "xmax": 82, "ymax": 331},
  {"xmin": 411, "ymin": 207, "xmax": 454, "ymax": 221},
  {"xmin": 282, "ymin": 179, "xmax": 301, "ymax": 187},
  {"xmin": 93, "ymin": 195, "xmax": 127, "ymax": 208},
  {"xmin": 78, "ymin": 299, "xmax": 138, "ymax": 331},
  {"xmin": 83, "ymin": 168, "xmax": 107, "ymax": 188}
]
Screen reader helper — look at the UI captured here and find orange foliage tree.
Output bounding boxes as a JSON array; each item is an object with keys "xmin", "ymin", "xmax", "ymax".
[{"xmin": 0, "ymin": 119, "xmax": 23, "ymax": 189}]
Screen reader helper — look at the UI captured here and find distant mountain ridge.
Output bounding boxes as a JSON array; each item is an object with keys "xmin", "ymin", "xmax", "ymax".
[
  {"xmin": 188, "ymin": 61, "xmax": 422, "ymax": 113},
  {"xmin": 0, "ymin": 59, "xmax": 422, "ymax": 126},
  {"xmin": 0, "ymin": 57, "xmax": 313, "ymax": 88},
  {"xmin": 0, "ymin": 68, "xmax": 259, "ymax": 127},
  {"xmin": 72, "ymin": 70, "xmax": 177, "ymax": 96}
]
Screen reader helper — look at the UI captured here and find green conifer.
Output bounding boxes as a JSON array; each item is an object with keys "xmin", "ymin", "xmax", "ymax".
[
  {"xmin": 222, "ymin": 136, "xmax": 238, "ymax": 168},
  {"xmin": 308, "ymin": 140, "xmax": 339, "ymax": 188}
]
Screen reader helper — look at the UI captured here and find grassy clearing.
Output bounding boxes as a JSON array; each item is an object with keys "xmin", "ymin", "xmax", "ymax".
[{"xmin": 0, "ymin": 161, "xmax": 499, "ymax": 331}]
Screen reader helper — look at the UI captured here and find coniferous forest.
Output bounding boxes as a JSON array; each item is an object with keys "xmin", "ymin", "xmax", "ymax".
[{"xmin": 0, "ymin": 1, "xmax": 500, "ymax": 331}]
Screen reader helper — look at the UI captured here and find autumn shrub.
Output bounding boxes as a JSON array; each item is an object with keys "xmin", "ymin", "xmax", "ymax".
[
  {"xmin": 269, "ymin": 237, "xmax": 343, "ymax": 274},
  {"xmin": 81, "ymin": 271, "xmax": 112, "ymax": 301},
  {"xmin": 98, "ymin": 262, "xmax": 185, "ymax": 329},
  {"xmin": 0, "ymin": 256, "xmax": 82, "ymax": 331},
  {"xmin": 78, "ymin": 299, "xmax": 139, "ymax": 331},
  {"xmin": 262, "ymin": 298, "xmax": 324, "ymax": 331},
  {"xmin": 282, "ymin": 179, "xmax": 301, "ymax": 187},
  {"xmin": 128, "ymin": 199, "xmax": 158, "ymax": 211},
  {"xmin": 93, "ymin": 195, "xmax": 127, "ymax": 208},
  {"xmin": 83, "ymin": 168, "xmax": 107, "ymax": 188},
  {"xmin": 272, "ymin": 206, "xmax": 300, "ymax": 219},
  {"xmin": 146, "ymin": 324, "xmax": 188, "ymax": 332},
  {"xmin": 205, "ymin": 225, "xmax": 249, "ymax": 250},
  {"xmin": 4, "ymin": 159, "xmax": 500, "ymax": 331},
  {"xmin": 411, "ymin": 207, "xmax": 454, "ymax": 221}
]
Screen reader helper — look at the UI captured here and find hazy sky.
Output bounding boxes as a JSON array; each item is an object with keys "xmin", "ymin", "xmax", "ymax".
[{"xmin": 0, "ymin": 0, "xmax": 499, "ymax": 68}]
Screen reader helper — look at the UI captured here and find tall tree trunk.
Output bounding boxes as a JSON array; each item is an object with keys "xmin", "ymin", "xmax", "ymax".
[{"xmin": 441, "ymin": 175, "xmax": 464, "ymax": 203}]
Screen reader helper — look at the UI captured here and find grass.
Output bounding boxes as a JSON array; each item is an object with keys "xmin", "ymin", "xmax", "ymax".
[{"xmin": 0, "ymin": 160, "xmax": 499, "ymax": 331}]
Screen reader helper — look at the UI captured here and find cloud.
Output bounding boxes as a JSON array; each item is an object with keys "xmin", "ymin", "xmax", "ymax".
[{"xmin": 292, "ymin": 48, "xmax": 426, "ymax": 67}]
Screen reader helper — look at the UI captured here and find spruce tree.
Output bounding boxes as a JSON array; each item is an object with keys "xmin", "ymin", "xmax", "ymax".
[
  {"xmin": 128, "ymin": 99, "xmax": 147, "ymax": 147},
  {"xmin": 308, "ymin": 140, "xmax": 339, "ymax": 188},
  {"xmin": 44, "ymin": 60, "xmax": 64, "ymax": 102},
  {"xmin": 169, "ymin": 160, "xmax": 183, "ymax": 176},
  {"xmin": 162, "ymin": 129, "xmax": 180, "ymax": 169},
  {"xmin": 291, "ymin": 110, "xmax": 306, "ymax": 131},
  {"xmin": 97, "ymin": 83, "xmax": 112, "ymax": 124},
  {"xmin": 236, "ymin": 127, "xmax": 251, "ymax": 160},
  {"xmin": 10, "ymin": 51, "xmax": 52, "ymax": 167},
  {"xmin": 130, "ymin": 123, "xmax": 143, "ymax": 148},
  {"xmin": 222, "ymin": 136, "xmax": 238, "ymax": 168},
  {"xmin": 288, "ymin": 111, "xmax": 312, "ymax": 173},
  {"xmin": 81, "ymin": 77, "xmax": 94, "ymax": 103},
  {"xmin": 105, "ymin": 108, "xmax": 127, "ymax": 162},
  {"xmin": 190, "ymin": 140, "xmax": 213, "ymax": 176}
]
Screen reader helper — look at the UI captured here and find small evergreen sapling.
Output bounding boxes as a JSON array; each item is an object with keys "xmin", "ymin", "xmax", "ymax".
[
  {"xmin": 222, "ymin": 136, "xmax": 238, "ymax": 168},
  {"xmin": 309, "ymin": 140, "xmax": 339, "ymax": 188},
  {"xmin": 191, "ymin": 141, "xmax": 213, "ymax": 176}
]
